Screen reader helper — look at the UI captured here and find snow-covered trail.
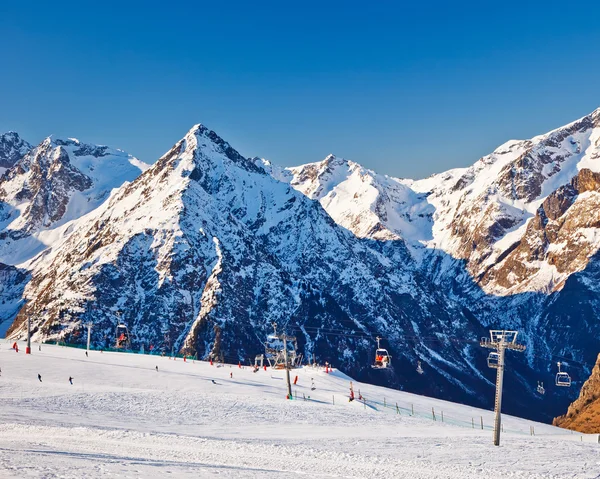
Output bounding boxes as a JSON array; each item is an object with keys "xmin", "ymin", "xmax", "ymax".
[{"xmin": 1, "ymin": 342, "xmax": 599, "ymax": 478}]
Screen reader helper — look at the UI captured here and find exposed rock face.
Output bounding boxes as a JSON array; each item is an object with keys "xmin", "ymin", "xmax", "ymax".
[
  {"xmin": 404, "ymin": 108, "xmax": 600, "ymax": 295},
  {"xmin": 554, "ymin": 353, "xmax": 600, "ymax": 433},
  {"xmin": 0, "ymin": 132, "xmax": 32, "ymax": 169},
  {"xmin": 0, "ymin": 139, "xmax": 93, "ymax": 237},
  {"xmin": 0, "ymin": 136, "xmax": 148, "ymax": 264},
  {"xmin": 482, "ymin": 168, "xmax": 600, "ymax": 292}
]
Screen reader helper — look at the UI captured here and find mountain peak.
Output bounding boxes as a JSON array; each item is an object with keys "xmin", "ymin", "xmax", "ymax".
[
  {"xmin": 0, "ymin": 131, "xmax": 33, "ymax": 169},
  {"xmin": 163, "ymin": 123, "xmax": 263, "ymax": 176}
]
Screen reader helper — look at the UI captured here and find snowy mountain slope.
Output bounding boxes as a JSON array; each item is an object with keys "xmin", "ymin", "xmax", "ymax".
[
  {"xmin": 258, "ymin": 154, "xmax": 434, "ymax": 245},
  {"xmin": 1, "ymin": 342, "xmax": 598, "ymax": 479},
  {"xmin": 5, "ymin": 124, "xmax": 499, "ymax": 414},
  {"xmin": 408, "ymin": 107, "xmax": 600, "ymax": 294},
  {"xmin": 261, "ymin": 108, "xmax": 600, "ymax": 296},
  {"xmin": 0, "ymin": 264, "xmax": 28, "ymax": 338},
  {"xmin": 0, "ymin": 131, "xmax": 32, "ymax": 172},
  {"xmin": 0, "ymin": 135, "xmax": 149, "ymax": 264}
]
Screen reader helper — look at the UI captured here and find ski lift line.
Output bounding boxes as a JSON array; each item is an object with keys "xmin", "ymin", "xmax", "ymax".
[
  {"xmin": 286, "ymin": 325, "xmax": 468, "ymax": 343},
  {"xmin": 304, "ymin": 327, "xmax": 591, "ymax": 370},
  {"xmin": 287, "ymin": 326, "xmax": 483, "ymax": 348}
]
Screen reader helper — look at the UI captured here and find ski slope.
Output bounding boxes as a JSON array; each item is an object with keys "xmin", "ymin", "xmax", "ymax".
[{"xmin": 0, "ymin": 341, "xmax": 598, "ymax": 478}]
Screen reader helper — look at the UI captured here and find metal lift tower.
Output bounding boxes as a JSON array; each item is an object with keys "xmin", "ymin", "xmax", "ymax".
[{"xmin": 480, "ymin": 330, "xmax": 526, "ymax": 446}]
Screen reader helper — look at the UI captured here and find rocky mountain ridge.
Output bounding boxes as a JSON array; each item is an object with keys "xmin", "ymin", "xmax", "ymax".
[
  {"xmin": 553, "ymin": 353, "xmax": 600, "ymax": 433},
  {"xmin": 0, "ymin": 135, "xmax": 148, "ymax": 265},
  {"xmin": 0, "ymin": 132, "xmax": 32, "ymax": 170}
]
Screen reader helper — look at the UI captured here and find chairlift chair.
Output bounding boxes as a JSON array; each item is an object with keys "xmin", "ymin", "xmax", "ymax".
[
  {"xmin": 372, "ymin": 337, "xmax": 392, "ymax": 369},
  {"xmin": 487, "ymin": 352, "xmax": 500, "ymax": 369},
  {"xmin": 372, "ymin": 348, "xmax": 391, "ymax": 369},
  {"xmin": 115, "ymin": 323, "xmax": 131, "ymax": 349},
  {"xmin": 555, "ymin": 362, "xmax": 571, "ymax": 387},
  {"xmin": 536, "ymin": 381, "xmax": 545, "ymax": 395}
]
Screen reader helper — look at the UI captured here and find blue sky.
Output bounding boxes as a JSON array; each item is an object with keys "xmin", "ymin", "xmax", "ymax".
[{"xmin": 1, "ymin": 1, "xmax": 599, "ymax": 178}]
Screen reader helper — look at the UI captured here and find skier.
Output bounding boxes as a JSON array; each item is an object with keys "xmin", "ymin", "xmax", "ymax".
[
  {"xmin": 211, "ymin": 379, "xmax": 217, "ymax": 384},
  {"xmin": 69, "ymin": 377, "xmax": 73, "ymax": 385},
  {"xmin": 37, "ymin": 374, "xmax": 42, "ymax": 382},
  {"xmin": 155, "ymin": 366, "xmax": 159, "ymax": 372},
  {"xmin": 311, "ymin": 378, "xmax": 316, "ymax": 391},
  {"xmin": 230, "ymin": 372, "xmax": 233, "ymax": 379},
  {"xmin": 349, "ymin": 381, "xmax": 355, "ymax": 402},
  {"xmin": 38, "ymin": 345, "xmax": 41, "ymax": 351},
  {"xmin": 85, "ymin": 351, "xmax": 88, "ymax": 357}
]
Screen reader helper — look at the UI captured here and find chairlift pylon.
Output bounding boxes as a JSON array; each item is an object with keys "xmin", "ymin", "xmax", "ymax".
[{"xmin": 264, "ymin": 324, "xmax": 302, "ymax": 370}]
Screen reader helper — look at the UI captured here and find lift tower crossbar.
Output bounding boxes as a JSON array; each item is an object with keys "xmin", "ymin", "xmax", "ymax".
[{"xmin": 480, "ymin": 330, "xmax": 526, "ymax": 446}]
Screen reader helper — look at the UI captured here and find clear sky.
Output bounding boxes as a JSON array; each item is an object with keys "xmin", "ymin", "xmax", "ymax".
[{"xmin": 1, "ymin": 1, "xmax": 600, "ymax": 179}]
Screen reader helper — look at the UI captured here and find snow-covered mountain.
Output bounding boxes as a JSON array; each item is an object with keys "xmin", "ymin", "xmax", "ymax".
[
  {"xmin": 256, "ymin": 108, "xmax": 600, "ymax": 420},
  {"xmin": 276, "ymin": 108, "xmax": 600, "ymax": 297},
  {"xmin": 3, "ymin": 108, "xmax": 600, "ymax": 422},
  {"xmin": 0, "ymin": 136, "xmax": 149, "ymax": 264},
  {"xmin": 0, "ymin": 131, "xmax": 32, "ymax": 172},
  {"xmin": 409, "ymin": 108, "xmax": 600, "ymax": 296},
  {"xmin": 266, "ymin": 154, "xmax": 434, "ymax": 245},
  {"xmin": 7, "ymin": 124, "xmax": 493, "ymax": 411}
]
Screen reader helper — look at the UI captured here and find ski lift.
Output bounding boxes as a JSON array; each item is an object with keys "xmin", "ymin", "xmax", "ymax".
[
  {"xmin": 416, "ymin": 360, "xmax": 424, "ymax": 375},
  {"xmin": 264, "ymin": 324, "xmax": 302, "ymax": 370},
  {"xmin": 555, "ymin": 362, "xmax": 571, "ymax": 387},
  {"xmin": 487, "ymin": 352, "xmax": 499, "ymax": 369},
  {"xmin": 372, "ymin": 336, "xmax": 392, "ymax": 369},
  {"xmin": 115, "ymin": 323, "xmax": 131, "ymax": 349},
  {"xmin": 536, "ymin": 381, "xmax": 545, "ymax": 395}
]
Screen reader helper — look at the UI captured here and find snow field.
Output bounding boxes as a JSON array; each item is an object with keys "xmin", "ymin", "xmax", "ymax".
[{"xmin": 1, "ymin": 341, "xmax": 599, "ymax": 478}]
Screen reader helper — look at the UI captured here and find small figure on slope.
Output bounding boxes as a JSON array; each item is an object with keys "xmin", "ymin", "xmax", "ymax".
[
  {"xmin": 349, "ymin": 381, "xmax": 355, "ymax": 402},
  {"xmin": 37, "ymin": 374, "xmax": 42, "ymax": 382},
  {"xmin": 69, "ymin": 376, "xmax": 73, "ymax": 385}
]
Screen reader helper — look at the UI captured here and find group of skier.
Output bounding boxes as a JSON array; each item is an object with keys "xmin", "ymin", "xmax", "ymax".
[{"xmin": 35, "ymin": 373, "xmax": 74, "ymax": 385}]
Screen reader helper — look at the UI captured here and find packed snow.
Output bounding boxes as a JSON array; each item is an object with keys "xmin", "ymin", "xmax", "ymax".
[{"xmin": 1, "ymin": 342, "xmax": 599, "ymax": 478}]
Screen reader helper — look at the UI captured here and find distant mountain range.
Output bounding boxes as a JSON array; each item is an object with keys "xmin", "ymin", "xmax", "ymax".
[{"xmin": 2, "ymin": 108, "xmax": 600, "ymax": 422}]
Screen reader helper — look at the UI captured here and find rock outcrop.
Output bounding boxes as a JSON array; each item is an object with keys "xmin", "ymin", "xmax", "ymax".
[
  {"xmin": 554, "ymin": 353, "xmax": 600, "ymax": 433},
  {"xmin": 0, "ymin": 132, "xmax": 32, "ymax": 169}
]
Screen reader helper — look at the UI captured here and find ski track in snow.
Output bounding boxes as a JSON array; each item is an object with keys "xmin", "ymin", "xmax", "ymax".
[{"xmin": 1, "ymin": 342, "xmax": 599, "ymax": 478}]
